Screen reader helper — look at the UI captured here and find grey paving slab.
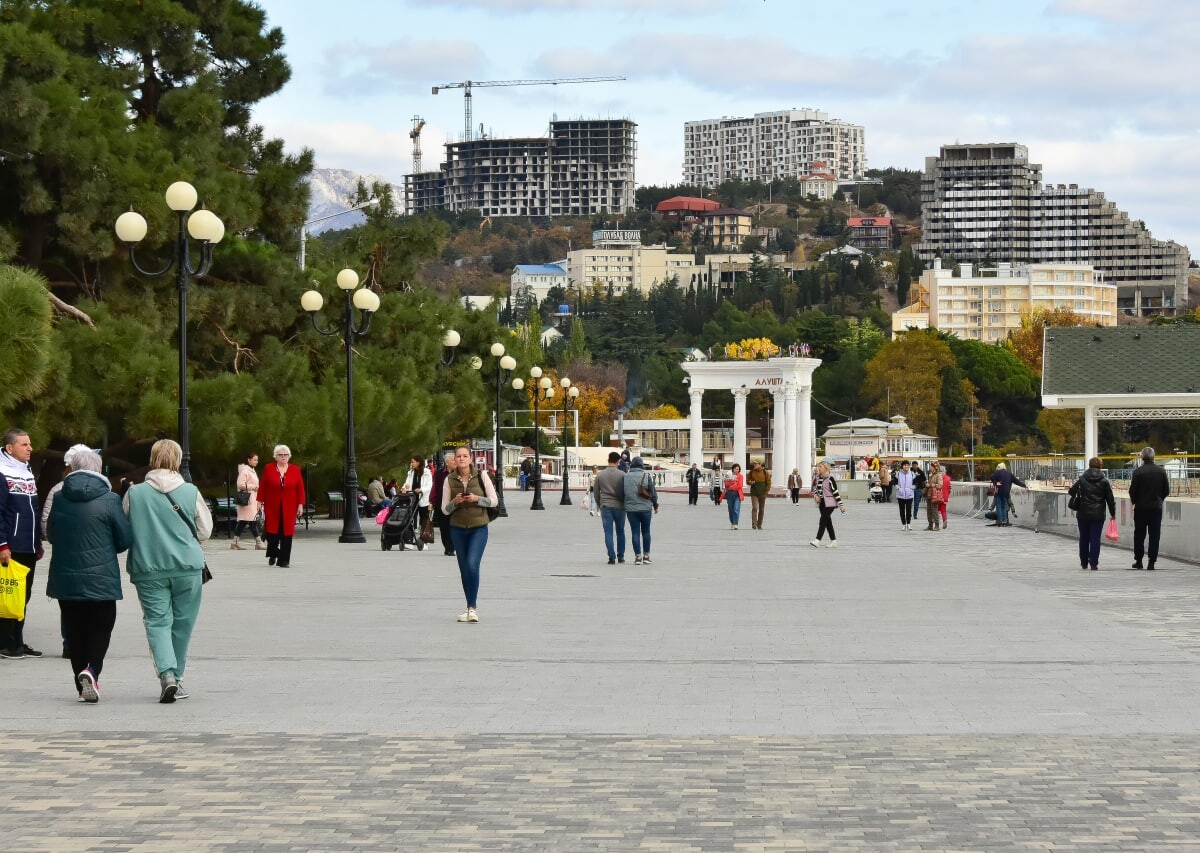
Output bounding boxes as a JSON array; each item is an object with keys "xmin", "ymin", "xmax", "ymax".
[{"xmin": 3, "ymin": 493, "xmax": 1200, "ymax": 850}]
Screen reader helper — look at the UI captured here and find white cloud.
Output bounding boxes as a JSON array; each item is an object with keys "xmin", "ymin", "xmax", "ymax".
[
  {"xmin": 535, "ymin": 34, "xmax": 915, "ymax": 100},
  {"xmin": 318, "ymin": 39, "xmax": 488, "ymax": 94}
]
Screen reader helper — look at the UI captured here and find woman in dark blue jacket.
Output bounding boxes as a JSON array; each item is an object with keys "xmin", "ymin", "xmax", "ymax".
[{"xmin": 46, "ymin": 449, "xmax": 131, "ymax": 703}]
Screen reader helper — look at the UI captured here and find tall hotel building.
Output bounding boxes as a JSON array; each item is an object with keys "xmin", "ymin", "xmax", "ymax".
[
  {"xmin": 405, "ymin": 119, "xmax": 636, "ymax": 218},
  {"xmin": 917, "ymin": 143, "xmax": 1190, "ymax": 316},
  {"xmin": 682, "ymin": 109, "xmax": 866, "ymax": 187}
]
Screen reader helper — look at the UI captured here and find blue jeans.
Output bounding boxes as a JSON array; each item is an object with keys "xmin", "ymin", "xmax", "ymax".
[
  {"xmin": 1077, "ymin": 517, "xmax": 1103, "ymax": 568},
  {"xmin": 600, "ymin": 507, "xmax": 626, "ymax": 560},
  {"xmin": 912, "ymin": 490, "xmax": 922, "ymax": 517},
  {"xmin": 133, "ymin": 573, "xmax": 203, "ymax": 680},
  {"xmin": 994, "ymin": 492, "xmax": 1009, "ymax": 524},
  {"xmin": 449, "ymin": 525, "xmax": 488, "ymax": 607},
  {"xmin": 627, "ymin": 510, "xmax": 652, "ymax": 556},
  {"xmin": 726, "ymin": 493, "xmax": 742, "ymax": 525}
]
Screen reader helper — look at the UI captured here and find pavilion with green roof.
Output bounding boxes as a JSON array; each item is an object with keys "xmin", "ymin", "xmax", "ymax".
[{"xmin": 1041, "ymin": 325, "xmax": 1200, "ymax": 460}]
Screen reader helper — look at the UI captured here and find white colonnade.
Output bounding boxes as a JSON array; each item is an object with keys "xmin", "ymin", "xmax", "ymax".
[{"xmin": 682, "ymin": 357, "xmax": 822, "ymax": 487}]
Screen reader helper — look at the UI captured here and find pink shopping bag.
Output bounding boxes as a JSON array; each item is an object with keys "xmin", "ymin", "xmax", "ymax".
[{"xmin": 1104, "ymin": 517, "xmax": 1119, "ymax": 542}]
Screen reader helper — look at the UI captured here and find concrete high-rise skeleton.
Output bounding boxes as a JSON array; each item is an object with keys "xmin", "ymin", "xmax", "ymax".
[
  {"xmin": 917, "ymin": 143, "xmax": 1190, "ymax": 316},
  {"xmin": 405, "ymin": 119, "xmax": 635, "ymax": 218},
  {"xmin": 683, "ymin": 109, "xmax": 866, "ymax": 187}
]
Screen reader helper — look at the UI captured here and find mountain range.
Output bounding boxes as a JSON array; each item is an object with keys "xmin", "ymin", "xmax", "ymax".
[{"xmin": 305, "ymin": 168, "xmax": 403, "ymax": 234}]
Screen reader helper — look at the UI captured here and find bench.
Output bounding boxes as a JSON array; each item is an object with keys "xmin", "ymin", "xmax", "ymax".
[{"xmin": 208, "ymin": 497, "xmax": 239, "ymax": 535}]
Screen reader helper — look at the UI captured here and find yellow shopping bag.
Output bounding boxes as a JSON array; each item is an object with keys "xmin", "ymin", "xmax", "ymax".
[{"xmin": 0, "ymin": 558, "xmax": 30, "ymax": 620}]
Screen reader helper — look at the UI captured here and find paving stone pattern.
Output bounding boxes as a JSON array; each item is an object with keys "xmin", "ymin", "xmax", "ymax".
[{"xmin": 3, "ymin": 493, "xmax": 1200, "ymax": 850}]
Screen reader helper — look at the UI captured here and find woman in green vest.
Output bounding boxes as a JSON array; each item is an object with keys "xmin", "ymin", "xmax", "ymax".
[{"xmin": 441, "ymin": 446, "xmax": 498, "ymax": 623}]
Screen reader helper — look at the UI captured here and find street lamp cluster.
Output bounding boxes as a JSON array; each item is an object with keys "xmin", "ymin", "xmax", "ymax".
[
  {"xmin": 471, "ymin": 342, "xmax": 520, "ymax": 516},
  {"xmin": 115, "ymin": 181, "xmax": 226, "ymax": 482},
  {"xmin": 117, "ymin": 182, "xmax": 582, "ymax": 526},
  {"xmin": 301, "ymin": 269, "xmax": 381, "ymax": 544}
]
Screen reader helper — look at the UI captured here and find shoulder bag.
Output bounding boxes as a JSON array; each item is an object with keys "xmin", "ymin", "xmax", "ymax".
[
  {"xmin": 638, "ymin": 474, "xmax": 653, "ymax": 499},
  {"xmin": 235, "ymin": 489, "xmax": 251, "ymax": 506},
  {"xmin": 163, "ymin": 489, "xmax": 213, "ymax": 584}
]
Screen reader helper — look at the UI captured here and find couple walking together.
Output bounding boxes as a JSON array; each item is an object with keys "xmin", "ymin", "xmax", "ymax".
[{"xmin": 593, "ymin": 451, "xmax": 659, "ymax": 565}]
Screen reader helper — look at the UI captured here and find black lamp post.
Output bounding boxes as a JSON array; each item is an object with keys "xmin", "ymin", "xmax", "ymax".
[
  {"xmin": 558, "ymin": 377, "xmax": 580, "ymax": 505},
  {"xmin": 301, "ymin": 269, "xmax": 380, "ymax": 544},
  {"xmin": 435, "ymin": 330, "xmax": 461, "ymax": 471},
  {"xmin": 528, "ymin": 366, "xmax": 555, "ymax": 511},
  {"xmin": 115, "ymin": 181, "xmax": 225, "ymax": 483},
  {"xmin": 477, "ymin": 343, "xmax": 518, "ymax": 517}
]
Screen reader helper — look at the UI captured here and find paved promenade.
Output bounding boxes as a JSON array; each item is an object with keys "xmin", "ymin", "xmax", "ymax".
[{"xmin": 3, "ymin": 492, "xmax": 1200, "ymax": 850}]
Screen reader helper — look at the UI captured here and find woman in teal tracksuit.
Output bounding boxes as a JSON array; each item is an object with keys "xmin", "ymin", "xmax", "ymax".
[{"xmin": 124, "ymin": 439, "xmax": 212, "ymax": 704}]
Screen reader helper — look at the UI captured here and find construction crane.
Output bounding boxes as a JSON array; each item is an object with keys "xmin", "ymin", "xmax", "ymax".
[
  {"xmin": 409, "ymin": 115, "xmax": 426, "ymax": 173},
  {"xmin": 431, "ymin": 76, "xmax": 626, "ymax": 142}
]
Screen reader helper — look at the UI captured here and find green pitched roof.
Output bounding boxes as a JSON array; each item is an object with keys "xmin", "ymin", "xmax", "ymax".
[{"xmin": 1042, "ymin": 326, "xmax": 1200, "ymax": 395}]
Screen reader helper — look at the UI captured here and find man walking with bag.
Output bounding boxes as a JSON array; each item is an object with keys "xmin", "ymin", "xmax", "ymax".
[
  {"xmin": 748, "ymin": 461, "xmax": 771, "ymax": 529},
  {"xmin": 0, "ymin": 428, "xmax": 44, "ymax": 659},
  {"xmin": 1129, "ymin": 446, "xmax": 1170, "ymax": 570}
]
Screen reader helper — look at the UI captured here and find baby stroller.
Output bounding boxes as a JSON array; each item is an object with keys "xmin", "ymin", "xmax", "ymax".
[
  {"xmin": 380, "ymin": 493, "xmax": 423, "ymax": 551},
  {"xmin": 868, "ymin": 483, "xmax": 885, "ymax": 503}
]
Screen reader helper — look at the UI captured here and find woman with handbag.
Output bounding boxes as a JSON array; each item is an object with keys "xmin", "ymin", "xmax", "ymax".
[
  {"xmin": 622, "ymin": 457, "xmax": 658, "ymax": 565},
  {"xmin": 442, "ymin": 447, "xmax": 498, "ymax": 623},
  {"xmin": 123, "ymin": 439, "xmax": 212, "ymax": 703},
  {"xmin": 1068, "ymin": 457, "xmax": 1116, "ymax": 571},
  {"xmin": 810, "ymin": 461, "xmax": 846, "ymax": 547},
  {"xmin": 257, "ymin": 444, "xmax": 306, "ymax": 568},
  {"xmin": 723, "ymin": 463, "xmax": 745, "ymax": 530},
  {"xmin": 232, "ymin": 452, "xmax": 264, "ymax": 551}
]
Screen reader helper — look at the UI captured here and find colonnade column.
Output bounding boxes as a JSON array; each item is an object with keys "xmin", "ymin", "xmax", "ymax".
[
  {"xmin": 771, "ymin": 388, "xmax": 786, "ymax": 487},
  {"xmin": 797, "ymin": 385, "xmax": 813, "ymax": 485},
  {"xmin": 1083, "ymin": 404, "xmax": 1097, "ymax": 463},
  {"xmin": 733, "ymin": 387, "xmax": 748, "ymax": 470},
  {"xmin": 783, "ymin": 385, "xmax": 799, "ymax": 482},
  {"xmin": 688, "ymin": 388, "xmax": 704, "ymax": 467}
]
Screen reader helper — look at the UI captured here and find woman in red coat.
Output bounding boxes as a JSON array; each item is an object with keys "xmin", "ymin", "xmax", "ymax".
[{"xmin": 256, "ymin": 444, "xmax": 306, "ymax": 568}]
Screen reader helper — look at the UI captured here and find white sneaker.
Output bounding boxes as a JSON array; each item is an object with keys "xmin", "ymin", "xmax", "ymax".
[
  {"xmin": 809, "ymin": 539, "xmax": 820, "ymax": 548},
  {"xmin": 827, "ymin": 541, "xmax": 838, "ymax": 549},
  {"xmin": 467, "ymin": 609, "xmax": 479, "ymax": 623},
  {"xmin": 457, "ymin": 611, "xmax": 472, "ymax": 622}
]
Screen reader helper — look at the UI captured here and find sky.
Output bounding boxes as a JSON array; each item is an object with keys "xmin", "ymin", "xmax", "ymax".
[{"xmin": 250, "ymin": 0, "xmax": 1200, "ymax": 256}]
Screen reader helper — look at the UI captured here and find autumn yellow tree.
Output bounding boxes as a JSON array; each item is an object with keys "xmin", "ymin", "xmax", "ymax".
[
  {"xmin": 631, "ymin": 403, "xmax": 683, "ymax": 419},
  {"xmin": 862, "ymin": 330, "xmax": 956, "ymax": 437},
  {"xmin": 1036, "ymin": 408, "xmax": 1085, "ymax": 452},
  {"xmin": 1006, "ymin": 307, "xmax": 1086, "ymax": 374}
]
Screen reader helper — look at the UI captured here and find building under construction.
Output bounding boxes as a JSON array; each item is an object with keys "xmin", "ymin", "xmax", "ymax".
[{"xmin": 404, "ymin": 119, "xmax": 636, "ymax": 218}]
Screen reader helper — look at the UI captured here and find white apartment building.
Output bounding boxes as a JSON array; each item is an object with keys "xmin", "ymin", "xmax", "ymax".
[
  {"xmin": 918, "ymin": 142, "xmax": 1190, "ymax": 316},
  {"xmin": 683, "ymin": 109, "xmax": 866, "ymax": 188},
  {"xmin": 892, "ymin": 259, "xmax": 1118, "ymax": 342},
  {"xmin": 510, "ymin": 262, "xmax": 569, "ymax": 306},
  {"xmin": 405, "ymin": 119, "xmax": 636, "ymax": 218}
]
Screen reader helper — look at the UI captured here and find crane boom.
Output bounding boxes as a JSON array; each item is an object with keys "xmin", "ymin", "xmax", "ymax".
[{"xmin": 431, "ymin": 76, "xmax": 626, "ymax": 142}]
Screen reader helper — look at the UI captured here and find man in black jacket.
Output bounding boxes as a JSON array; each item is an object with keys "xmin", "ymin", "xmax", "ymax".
[{"xmin": 1128, "ymin": 446, "xmax": 1171, "ymax": 570}]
